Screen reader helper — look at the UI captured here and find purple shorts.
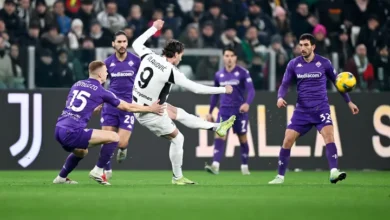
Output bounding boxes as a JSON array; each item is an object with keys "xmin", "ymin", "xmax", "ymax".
[
  {"xmin": 101, "ymin": 104, "xmax": 135, "ymax": 131},
  {"xmin": 55, "ymin": 126, "xmax": 93, "ymax": 152},
  {"xmin": 287, "ymin": 105, "xmax": 332, "ymax": 136},
  {"xmin": 217, "ymin": 112, "xmax": 249, "ymax": 135}
]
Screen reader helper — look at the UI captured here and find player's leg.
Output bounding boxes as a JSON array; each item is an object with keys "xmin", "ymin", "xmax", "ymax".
[
  {"xmin": 101, "ymin": 126, "xmax": 117, "ymax": 179},
  {"xmin": 53, "ymin": 127, "xmax": 94, "ymax": 184},
  {"xmin": 162, "ymin": 128, "xmax": 196, "ymax": 185},
  {"xmin": 235, "ymin": 113, "xmax": 250, "ymax": 175},
  {"xmin": 318, "ymin": 124, "xmax": 346, "ymax": 184},
  {"xmin": 205, "ymin": 113, "xmax": 229, "ymax": 175},
  {"xmin": 269, "ymin": 110, "xmax": 312, "ymax": 184},
  {"xmin": 135, "ymin": 110, "xmax": 195, "ymax": 185},
  {"xmin": 167, "ymin": 104, "xmax": 235, "ymax": 136},
  {"xmin": 88, "ymin": 129, "xmax": 120, "ymax": 185},
  {"xmin": 116, "ymin": 112, "xmax": 136, "ymax": 163}
]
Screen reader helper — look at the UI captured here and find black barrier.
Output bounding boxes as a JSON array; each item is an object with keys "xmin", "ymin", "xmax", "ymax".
[{"xmin": 0, "ymin": 90, "xmax": 389, "ymax": 170}]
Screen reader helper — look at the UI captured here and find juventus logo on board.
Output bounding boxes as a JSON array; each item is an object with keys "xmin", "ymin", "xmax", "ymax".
[{"xmin": 8, "ymin": 93, "xmax": 42, "ymax": 168}]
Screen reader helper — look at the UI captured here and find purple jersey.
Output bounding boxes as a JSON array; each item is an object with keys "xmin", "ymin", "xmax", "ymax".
[
  {"xmin": 56, "ymin": 79, "xmax": 121, "ymax": 130},
  {"xmin": 209, "ymin": 65, "xmax": 255, "ymax": 113},
  {"xmin": 104, "ymin": 52, "xmax": 141, "ymax": 102},
  {"xmin": 278, "ymin": 54, "xmax": 350, "ymax": 110}
]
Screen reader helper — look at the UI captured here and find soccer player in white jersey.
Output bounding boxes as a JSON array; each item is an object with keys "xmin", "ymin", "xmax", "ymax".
[{"xmin": 131, "ymin": 19, "xmax": 235, "ymax": 185}]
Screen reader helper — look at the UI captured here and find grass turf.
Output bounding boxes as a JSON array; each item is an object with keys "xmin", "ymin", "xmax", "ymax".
[{"xmin": 0, "ymin": 171, "xmax": 389, "ymax": 220}]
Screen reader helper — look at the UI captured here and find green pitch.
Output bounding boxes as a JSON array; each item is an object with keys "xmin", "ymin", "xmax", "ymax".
[{"xmin": 0, "ymin": 171, "xmax": 389, "ymax": 220}]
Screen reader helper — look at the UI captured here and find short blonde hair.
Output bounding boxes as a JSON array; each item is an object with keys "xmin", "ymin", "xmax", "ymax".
[{"xmin": 88, "ymin": 60, "xmax": 105, "ymax": 75}]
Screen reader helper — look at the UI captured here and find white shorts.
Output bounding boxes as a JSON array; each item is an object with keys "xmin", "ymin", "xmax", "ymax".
[{"xmin": 134, "ymin": 109, "xmax": 176, "ymax": 137}]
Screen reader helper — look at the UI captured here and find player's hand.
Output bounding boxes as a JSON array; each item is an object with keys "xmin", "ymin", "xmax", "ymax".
[
  {"xmin": 239, "ymin": 103, "xmax": 250, "ymax": 113},
  {"xmin": 348, "ymin": 102, "xmax": 359, "ymax": 115},
  {"xmin": 153, "ymin": 19, "xmax": 164, "ymax": 30},
  {"xmin": 206, "ymin": 114, "xmax": 214, "ymax": 122},
  {"xmin": 150, "ymin": 99, "xmax": 165, "ymax": 115},
  {"xmin": 225, "ymin": 85, "xmax": 233, "ymax": 94},
  {"xmin": 93, "ymin": 104, "xmax": 103, "ymax": 114},
  {"xmin": 277, "ymin": 98, "xmax": 287, "ymax": 108}
]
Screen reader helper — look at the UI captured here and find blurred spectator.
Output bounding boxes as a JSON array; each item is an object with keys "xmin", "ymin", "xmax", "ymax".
[
  {"xmin": 334, "ymin": 29, "xmax": 354, "ymax": 70},
  {"xmin": 0, "ymin": 36, "xmax": 13, "ymax": 89},
  {"xmin": 178, "ymin": 0, "xmax": 194, "ymax": 13},
  {"xmin": 41, "ymin": 25, "xmax": 67, "ymax": 55},
  {"xmin": 35, "ymin": 49, "xmax": 55, "ymax": 87},
  {"xmin": 313, "ymin": 24, "xmax": 331, "ymax": 58},
  {"xmin": 195, "ymin": 56, "xmax": 219, "ymax": 80},
  {"xmin": 220, "ymin": 0, "xmax": 245, "ymax": 25},
  {"xmin": 241, "ymin": 26, "xmax": 267, "ymax": 63},
  {"xmin": 17, "ymin": 0, "xmax": 32, "ymax": 28},
  {"xmin": 89, "ymin": 21, "xmax": 111, "ymax": 47},
  {"xmin": 54, "ymin": 50, "xmax": 74, "ymax": 87},
  {"xmin": 236, "ymin": 16, "xmax": 251, "ymax": 39},
  {"xmin": 179, "ymin": 24, "xmax": 203, "ymax": 48},
  {"xmin": 68, "ymin": 19, "xmax": 85, "ymax": 49},
  {"xmin": 97, "ymin": 0, "xmax": 127, "ymax": 33},
  {"xmin": 74, "ymin": 0, "xmax": 96, "ymax": 34},
  {"xmin": 248, "ymin": 55, "xmax": 266, "ymax": 90},
  {"xmin": 374, "ymin": 45, "xmax": 390, "ymax": 91},
  {"xmin": 0, "ymin": 19, "xmax": 10, "ymax": 45},
  {"xmin": 31, "ymin": 0, "xmax": 55, "ymax": 33},
  {"xmin": 247, "ymin": 1, "xmax": 276, "ymax": 45},
  {"xmin": 53, "ymin": 0, "xmax": 72, "ymax": 35},
  {"xmin": 64, "ymin": 0, "xmax": 81, "ymax": 17},
  {"xmin": 344, "ymin": 0, "xmax": 385, "ymax": 27},
  {"xmin": 344, "ymin": 44, "xmax": 375, "ymax": 91},
  {"xmin": 291, "ymin": 2, "xmax": 313, "ymax": 39},
  {"xmin": 181, "ymin": 0, "xmax": 204, "ymax": 29},
  {"xmin": 164, "ymin": 5, "xmax": 181, "ymax": 38},
  {"xmin": 315, "ymin": 0, "xmax": 344, "ymax": 35},
  {"xmin": 273, "ymin": 6, "xmax": 290, "ymax": 36},
  {"xmin": 18, "ymin": 22, "xmax": 41, "ymax": 48},
  {"xmin": 356, "ymin": 15, "xmax": 383, "ymax": 62},
  {"xmin": 276, "ymin": 51, "xmax": 288, "ymax": 88},
  {"xmin": 9, "ymin": 43, "xmax": 25, "ymax": 89},
  {"xmin": 158, "ymin": 28, "xmax": 174, "ymax": 48},
  {"xmin": 220, "ymin": 25, "xmax": 245, "ymax": 60},
  {"xmin": 129, "ymin": 0, "xmax": 156, "ymax": 20},
  {"xmin": 283, "ymin": 32, "xmax": 296, "ymax": 60},
  {"xmin": 127, "ymin": 4, "xmax": 146, "ymax": 38},
  {"xmin": 269, "ymin": 35, "xmax": 287, "ymax": 61},
  {"xmin": 292, "ymin": 44, "xmax": 301, "ymax": 57},
  {"xmin": 123, "ymin": 26, "xmax": 135, "ymax": 45},
  {"xmin": 201, "ymin": 21, "xmax": 218, "ymax": 48},
  {"xmin": 200, "ymin": 2, "xmax": 225, "ymax": 37},
  {"xmin": 0, "ymin": 0, "xmax": 24, "ymax": 40}
]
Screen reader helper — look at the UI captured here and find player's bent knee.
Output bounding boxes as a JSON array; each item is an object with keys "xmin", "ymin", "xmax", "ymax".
[
  {"xmin": 323, "ymin": 134, "xmax": 335, "ymax": 144},
  {"xmin": 73, "ymin": 148, "xmax": 88, "ymax": 157},
  {"xmin": 238, "ymin": 134, "xmax": 247, "ymax": 143},
  {"xmin": 109, "ymin": 132, "xmax": 120, "ymax": 143},
  {"xmin": 118, "ymin": 140, "xmax": 129, "ymax": 148}
]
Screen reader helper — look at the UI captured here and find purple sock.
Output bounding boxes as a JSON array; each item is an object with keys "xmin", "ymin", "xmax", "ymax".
[
  {"xmin": 240, "ymin": 142, "xmax": 249, "ymax": 165},
  {"xmin": 278, "ymin": 148, "xmax": 291, "ymax": 176},
  {"xmin": 59, "ymin": 153, "xmax": 83, "ymax": 178},
  {"xmin": 96, "ymin": 142, "xmax": 118, "ymax": 168},
  {"xmin": 104, "ymin": 161, "xmax": 112, "ymax": 171},
  {"xmin": 213, "ymin": 138, "xmax": 225, "ymax": 162},
  {"xmin": 326, "ymin": 142, "xmax": 338, "ymax": 169}
]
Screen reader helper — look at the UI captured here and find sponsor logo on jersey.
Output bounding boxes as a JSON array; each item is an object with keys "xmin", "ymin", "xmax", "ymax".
[
  {"xmin": 296, "ymin": 72, "xmax": 322, "ymax": 79},
  {"xmin": 220, "ymin": 79, "xmax": 240, "ymax": 86},
  {"xmin": 111, "ymin": 71, "xmax": 135, "ymax": 77}
]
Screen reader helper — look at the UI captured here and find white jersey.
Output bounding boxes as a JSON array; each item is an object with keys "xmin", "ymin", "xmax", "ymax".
[{"xmin": 131, "ymin": 26, "xmax": 226, "ymax": 106}]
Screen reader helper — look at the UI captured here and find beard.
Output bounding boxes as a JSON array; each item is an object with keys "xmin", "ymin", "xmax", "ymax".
[{"xmin": 116, "ymin": 47, "xmax": 126, "ymax": 55}]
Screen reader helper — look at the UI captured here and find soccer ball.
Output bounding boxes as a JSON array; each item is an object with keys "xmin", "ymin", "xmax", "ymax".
[{"xmin": 335, "ymin": 72, "xmax": 356, "ymax": 93}]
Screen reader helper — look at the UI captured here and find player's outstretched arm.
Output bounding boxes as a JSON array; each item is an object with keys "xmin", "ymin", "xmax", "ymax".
[
  {"xmin": 117, "ymin": 100, "xmax": 165, "ymax": 115},
  {"xmin": 132, "ymin": 19, "xmax": 164, "ymax": 57},
  {"xmin": 173, "ymin": 68, "xmax": 231, "ymax": 94}
]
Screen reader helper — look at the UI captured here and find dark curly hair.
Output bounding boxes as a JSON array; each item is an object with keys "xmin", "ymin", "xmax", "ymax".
[{"xmin": 162, "ymin": 40, "xmax": 185, "ymax": 58}]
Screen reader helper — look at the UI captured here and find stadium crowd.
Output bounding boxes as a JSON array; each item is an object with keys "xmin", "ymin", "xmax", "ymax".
[{"xmin": 0, "ymin": 0, "xmax": 388, "ymax": 91}]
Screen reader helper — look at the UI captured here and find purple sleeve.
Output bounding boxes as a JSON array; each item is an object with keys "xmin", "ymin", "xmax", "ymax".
[
  {"xmin": 277, "ymin": 61, "xmax": 294, "ymax": 99},
  {"xmin": 325, "ymin": 60, "xmax": 351, "ymax": 103},
  {"xmin": 101, "ymin": 89, "xmax": 121, "ymax": 107},
  {"xmin": 209, "ymin": 74, "xmax": 220, "ymax": 114},
  {"xmin": 244, "ymin": 70, "xmax": 255, "ymax": 104}
]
